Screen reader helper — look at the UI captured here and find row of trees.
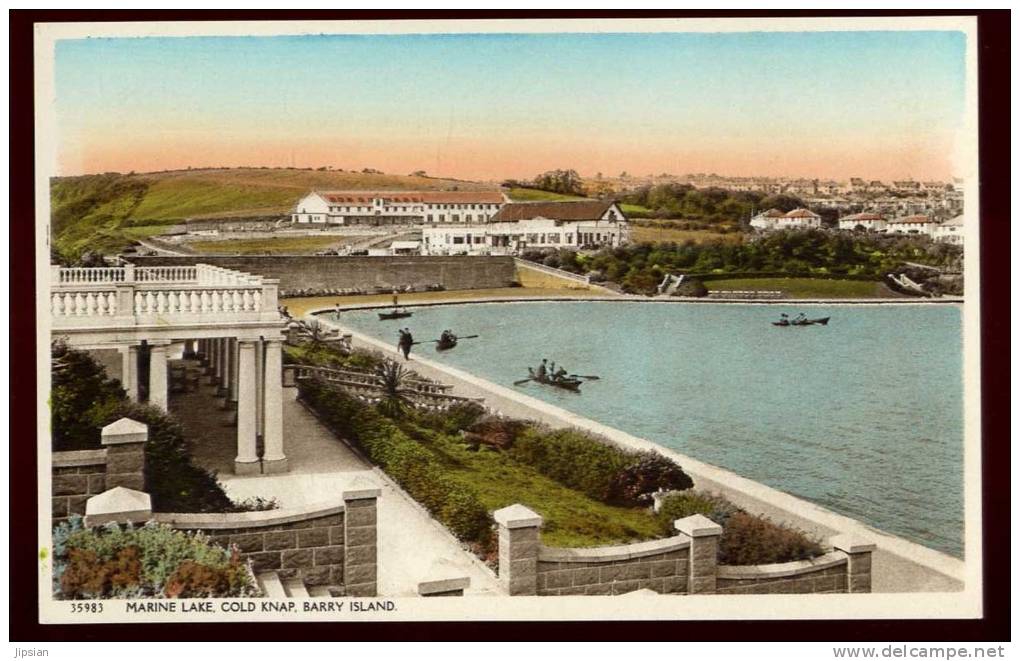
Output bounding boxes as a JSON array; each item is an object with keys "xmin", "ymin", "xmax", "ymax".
[
  {"xmin": 525, "ymin": 230, "xmax": 963, "ymax": 295},
  {"xmin": 620, "ymin": 183, "xmax": 810, "ymax": 224},
  {"xmin": 502, "ymin": 169, "xmax": 587, "ymax": 197}
]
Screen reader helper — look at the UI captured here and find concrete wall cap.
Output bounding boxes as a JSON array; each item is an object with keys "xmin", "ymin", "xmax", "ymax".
[
  {"xmin": 53, "ymin": 449, "xmax": 108, "ymax": 468},
  {"xmin": 831, "ymin": 534, "xmax": 877, "ymax": 554},
  {"xmin": 674, "ymin": 513, "xmax": 723, "ymax": 537},
  {"xmin": 418, "ymin": 576, "xmax": 471, "ymax": 596},
  {"xmin": 493, "ymin": 504, "xmax": 543, "ymax": 529},
  {"xmin": 84, "ymin": 487, "xmax": 152, "ymax": 526},
  {"xmin": 538, "ymin": 535, "xmax": 690, "ymax": 564},
  {"xmin": 101, "ymin": 418, "xmax": 149, "ymax": 445},
  {"xmin": 717, "ymin": 551, "xmax": 847, "ymax": 580},
  {"xmin": 153, "ymin": 502, "xmax": 345, "ymax": 530},
  {"xmin": 342, "ymin": 487, "xmax": 382, "ymax": 501}
]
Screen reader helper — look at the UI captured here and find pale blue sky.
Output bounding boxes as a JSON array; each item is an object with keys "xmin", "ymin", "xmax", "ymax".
[{"xmin": 54, "ymin": 31, "xmax": 967, "ymax": 179}]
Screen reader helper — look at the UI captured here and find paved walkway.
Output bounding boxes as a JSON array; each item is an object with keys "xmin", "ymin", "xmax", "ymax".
[{"xmin": 170, "ymin": 369, "xmax": 501, "ymax": 597}]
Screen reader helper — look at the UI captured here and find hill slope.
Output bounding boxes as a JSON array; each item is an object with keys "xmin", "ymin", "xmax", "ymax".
[{"xmin": 50, "ymin": 167, "xmax": 494, "ymax": 259}]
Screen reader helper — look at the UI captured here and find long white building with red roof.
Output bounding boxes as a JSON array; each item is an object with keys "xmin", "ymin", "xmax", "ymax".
[{"xmin": 292, "ymin": 190, "xmax": 508, "ymax": 226}]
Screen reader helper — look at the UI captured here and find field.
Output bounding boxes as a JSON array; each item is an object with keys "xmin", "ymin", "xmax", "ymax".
[
  {"xmin": 706, "ymin": 277, "xmax": 894, "ymax": 299},
  {"xmin": 629, "ymin": 224, "xmax": 745, "ymax": 245},
  {"xmin": 186, "ymin": 235, "xmax": 370, "ymax": 255},
  {"xmin": 50, "ymin": 167, "xmax": 496, "ymax": 259},
  {"xmin": 505, "ymin": 187, "xmax": 586, "ymax": 202}
]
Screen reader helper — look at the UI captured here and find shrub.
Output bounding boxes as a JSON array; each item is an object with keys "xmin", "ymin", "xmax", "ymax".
[
  {"xmin": 655, "ymin": 490, "xmax": 740, "ymax": 533},
  {"xmin": 673, "ymin": 278, "xmax": 708, "ymax": 298},
  {"xmin": 606, "ymin": 451, "xmax": 694, "ymax": 506},
  {"xmin": 508, "ymin": 428, "xmax": 693, "ymax": 506},
  {"xmin": 298, "ymin": 379, "xmax": 492, "ymax": 547},
  {"xmin": 54, "ymin": 519, "xmax": 257, "ymax": 599},
  {"xmin": 460, "ymin": 415, "xmax": 529, "ymax": 450},
  {"xmin": 717, "ymin": 512, "xmax": 823, "ymax": 565}
]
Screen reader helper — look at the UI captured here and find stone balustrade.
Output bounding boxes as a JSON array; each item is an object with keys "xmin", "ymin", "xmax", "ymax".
[{"xmin": 49, "ymin": 263, "xmax": 279, "ymax": 326}]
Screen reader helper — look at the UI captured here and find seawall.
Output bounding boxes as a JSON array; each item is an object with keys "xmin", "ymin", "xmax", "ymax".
[
  {"xmin": 313, "ymin": 304, "xmax": 965, "ymax": 594},
  {"xmin": 125, "ymin": 255, "xmax": 517, "ymax": 294}
]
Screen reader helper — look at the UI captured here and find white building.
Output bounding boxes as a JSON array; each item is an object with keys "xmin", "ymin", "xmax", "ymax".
[
  {"xmin": 749, "ymin": 208, "xmax": 787, "ymax": 231},
  {"xmin": 933, "ymin": 215, "xmax": 965, "ymax": 246},
  {"xmin": 421, "ymin": 200, "xmax": 628, "ymax": 256},
  {"xmin": 838, "ymin": 212, "xmax": 888, "ymax": 232},
  {"xmin": 776, "ymin": 208, "xmax": 823, "ymax": 229},
  {"xmin": 886, "ymin": 214, "xmax": 938, "ymax": 236},
  {"xmin": 291, "ymin": 190, "xmax": 507, "ymax": 226}
]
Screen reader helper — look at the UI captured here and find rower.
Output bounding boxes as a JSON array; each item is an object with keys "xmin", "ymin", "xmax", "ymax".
[{"xmin": 536, "ymin": 359, "xmax": 548, "ymax": 380}]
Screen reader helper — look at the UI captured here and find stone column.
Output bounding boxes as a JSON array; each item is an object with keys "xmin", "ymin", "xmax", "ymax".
[
  {"xmin": 216, "ymin": 338, "xmax": 229, "ymax": 396},
  {"xmin": 234, "ymin": 340, "xmax": 260, "ymax": 475},
  {"xmin": 343, "ymin": 484, "xmax": 381, "ymax": 597},
  {"xmin": 493, "ymin": 504, "xmax": 543, "ymax": 596},
  {"xmin": 148, "ymin": 342, "xmax": 170, "ymax": 411},
  {"xmin": 262, "ymin": 339, "xmax": 288, "ymax": 473},
  {"xmin": 255, "ymin": 339, "xmax": 265, "ymax": 438},
  {"xmin": 120, "ymin": 344, "xmax": 139, "ymax": 401},
  {"xmin": 219, "ymin": 337, "xmax": 234, "ymax": 407},
  {"xmin": 228, "ymin": 338, "xmax": 239, "ymax": 407},
  {"xmin": 101, "ymin": 417, "xmax": 148, "ymax": 491},
  {"xmin": 204, "ymin": 338, "xmax": 217, "ymax": 377},
  {"xmin": 832, "ymin": 535, "xmax": 876, "ymax": 594},
  {"xmin": 675, "ymin": 514, "xmax": 723, "ymax": 594}
]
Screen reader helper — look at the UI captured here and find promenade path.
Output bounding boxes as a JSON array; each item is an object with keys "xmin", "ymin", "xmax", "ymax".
[{"xmin": 171, "ymin": 371, "xmax": 502, "ymax": 597}]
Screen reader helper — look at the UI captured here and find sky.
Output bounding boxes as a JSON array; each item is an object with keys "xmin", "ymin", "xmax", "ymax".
[{"xmin": 53, "ymin": 30, "xmax": 968, "ymax": 181}]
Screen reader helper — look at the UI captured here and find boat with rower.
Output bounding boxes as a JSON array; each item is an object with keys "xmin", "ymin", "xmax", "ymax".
[
  {"xmin": 772, "ymin": 316, "xmax": 830, "ymax": 327},
  {"xmin": 378, "ymin": 308, "xmax": 412, "ymax": 320},
  {"xmin": 523, "ymin": 367, "xmax": 583, "ymax": 391}
]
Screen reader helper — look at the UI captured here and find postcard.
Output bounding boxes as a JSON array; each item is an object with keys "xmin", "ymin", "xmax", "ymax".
[{"xmin": 32, "ymin": 15, "xmax": 984, "ymax": 626}]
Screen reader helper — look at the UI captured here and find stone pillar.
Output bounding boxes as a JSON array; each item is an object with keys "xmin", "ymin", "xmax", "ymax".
[
  {"xmin": 235, "ymin": 340, "xmax": 260, "ymax": 475},
  {"xmin": 216, "ymin": 338, "xmax": 229, "ymax": 396},
  {"xmin": 255, "ymin": 339, "xmax": 265, "ymax": 438},
  {"xmin": 101, "ymin": 418, "xmax": 148, "ymax": 491},
  {"xmin": 343, "ymin": 484, "xmax": 381, "ymax": 597},
  {"xmin": 675, "ymin": 514, "xmax": 723, "ymax": 594},
  {"xmin": 219, "ymin": 337, "xmax": 234, "ymax": 407},
  {"xmin": 493, "ymin": 504, "xmax": 543, "ymax": 596},
  {"xmin": 148, "ymin": 342, "xmax": 169, "ymax": 411},
  {"xmin": 262, "ymin": 339, "xmax": 288, "ymax": 473},
  {"xmin": 85, "ymin": 487, "xmax": 152, "ymax": 528},
  {"xmin": 832, "ymin": 535, "xmax": 876, "ymax": 594},
  {"xmin": 120, "ymin": 344, "xmax": 139, "ymax": 401},
  {"xmin": 228, "ymin": 338, "xmax": 239, "ymax": 406}
]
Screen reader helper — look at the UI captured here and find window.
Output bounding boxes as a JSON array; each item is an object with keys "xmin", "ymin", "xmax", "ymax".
[
  {"xmin": 466, "ymin": 214, "xmax": 473, "ymax": 222},
  {"xmin": 453, "ymin": 236, "xmax": 465, "ymax": 244},
  {"xmin": 452, "ymin": 214, "xmax": 460, "ymax": 222},
  {"xmin": 474, "ymin": 236, "xmax": 484, "ymax": 244},
  {"xmin": 427, "ymin": 214, "xmax": 434, "ymax": 222}
]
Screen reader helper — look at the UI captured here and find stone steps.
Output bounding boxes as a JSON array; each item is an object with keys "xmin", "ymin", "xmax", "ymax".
[{"xmin": 257, "ymin": 571, "xmax": 287, "ymax": 598}]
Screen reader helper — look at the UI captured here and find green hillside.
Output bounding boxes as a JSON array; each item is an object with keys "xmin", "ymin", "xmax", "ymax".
[{"xmin": 50, "ymin": 167, "xmax": 494, "ymax": 260}]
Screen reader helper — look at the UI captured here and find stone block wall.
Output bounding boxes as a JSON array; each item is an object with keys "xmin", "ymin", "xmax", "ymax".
[
  {"xmin": 536, "ymin": 541, "xmax": 690, "ymax": 596},
  {"xmin": 127, "ymin": 255, "xmax": 517, "ymax": 294},
  {"xmin": 155, "ymin": 487, "xmax": 380, "ymax": 596},
  {"xmin": 716, "ymin": 552, "xmax": 850, "ymax": 594},
  {"xmin": 52, "ymin": 450, "xmax": 108, "ymax": 522},
  {"xmin": 155, "ymin": 506, "xmax": 348, "ymax": 589},
  {"xmin": 494, "ymin": 504, "xmax": 875, "ymax": 597}
]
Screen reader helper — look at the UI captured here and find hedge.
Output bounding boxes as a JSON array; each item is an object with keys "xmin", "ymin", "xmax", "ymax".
[{"xmin": 298, "ymin": 379, "xmax": 492, "ymax": 545}]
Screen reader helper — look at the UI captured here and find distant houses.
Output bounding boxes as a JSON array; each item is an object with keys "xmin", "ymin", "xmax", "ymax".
[{"xmin": 838, "ymin": 212, "xmax": 888, "ymax": 232}]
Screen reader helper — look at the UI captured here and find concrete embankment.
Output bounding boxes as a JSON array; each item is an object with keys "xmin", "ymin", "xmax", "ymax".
[{"xmin": 313, "ymin": 304, "xmax": 965, "ymax": 594}]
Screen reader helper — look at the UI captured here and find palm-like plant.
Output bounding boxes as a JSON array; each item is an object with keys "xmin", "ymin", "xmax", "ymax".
[{"xmin": 373, "ymin": 360, "xmax": 415, "ymax": 417}]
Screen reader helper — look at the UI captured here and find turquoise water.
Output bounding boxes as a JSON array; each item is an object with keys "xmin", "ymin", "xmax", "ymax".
[{"xmin": 336, "ymin": 301, "xmax": 965, "ymax": 558}]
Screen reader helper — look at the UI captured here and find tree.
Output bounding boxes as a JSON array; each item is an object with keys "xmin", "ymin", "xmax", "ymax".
[{"xmin": 374, "ymin": 360, "xmax": 415, "ymax": 417}]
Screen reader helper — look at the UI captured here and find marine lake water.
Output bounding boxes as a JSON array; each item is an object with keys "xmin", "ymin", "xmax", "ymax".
[{"xmin": 335, "ymin": 301, "xmax": 965, "ymax": 558}]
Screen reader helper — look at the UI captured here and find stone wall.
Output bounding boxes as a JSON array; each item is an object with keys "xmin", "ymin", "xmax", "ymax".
[
  {"xmin": 536, "ymin": 540, "xmax": 690, "ymax": 596},
  {"xmin": 494, "ymin": 504, "xmax": 875, "ymax": 596},
  {"xmin": 154, "ymin": 487, "xmax": 379, "ymax": 596},
  {"xmin": 716, "ymin": 552, "xmax": 849, "ymax": 594},
  {"xmin": 126, "ymin": 255, "xmax": 517, "ymax": 294},
  {"xmin": 52, "ymin": 450, "xmax": 108, "ymax": 522}
]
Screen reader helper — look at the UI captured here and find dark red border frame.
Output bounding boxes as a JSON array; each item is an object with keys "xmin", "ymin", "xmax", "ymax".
[{"xmin": 9, "ymin": 9, "xmax": 1010, "ymax": 642}]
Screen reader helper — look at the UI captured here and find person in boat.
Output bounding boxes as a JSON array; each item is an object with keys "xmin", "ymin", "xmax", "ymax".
[
  {"xmin": 794, "ymin": 313, "xmax": 807, "ymax": 324},
  {"xmin": 440, "ymin": 329, "xmax": 455, "ymax": 345},
  {"xmin": 535, "ymin": 358, "xmax": 549, "ymax": 380},
  {"xmin": 398, "ymin": 328, "xmax": 413, "ymax": 360},
  {"xmin": 553, "ymin": 366, "xmax": 569, "ymax": 382}
]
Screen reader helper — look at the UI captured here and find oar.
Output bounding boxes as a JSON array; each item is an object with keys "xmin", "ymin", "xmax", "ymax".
[
  {"xmin": 513, "ymin": 377, "xmax": 533, "ymax": 386},
  {"xmin": 571, "ymin": 374, "xmax": 601, "ymax": 380},
  {"xmin": 456, "ymin": 334, "xmax": 480, "ymax": 340}
]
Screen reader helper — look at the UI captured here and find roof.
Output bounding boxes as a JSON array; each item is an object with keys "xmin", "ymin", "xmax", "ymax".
[
  {"xmin": 757, "ymin": 208, "xmax": 786, "ymax": 218},
  {"xmin": 315, "ymin": 190, "xmax": 505, "ymax": 205},
  {"xmin": 841, "ymin": 212, "xmax": 886, "ymax": 222},
  {"xmin": 889, "ymin": 215, "xmax": 932, "ymax": 224},
  {"xmin": 940, "ymin": 216, "xmax": 964, "ymax": 227},
  {"xmin": 783, "ymin": 208, "xmax": 821, "ymax": 218},
  {"xmin": 490, "ymin": 200, "xmax": 619, "ymax": 223}
]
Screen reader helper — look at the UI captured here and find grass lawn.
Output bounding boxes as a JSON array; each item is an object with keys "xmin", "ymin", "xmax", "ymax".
[
  {"xmin": 706, "ymin": 277, "xmax": 891, "ymax": 298},
  {"xmin": 403, "ymin": 422, "xmax": 666, "ymax": 548},
  {"xmin": 630, "ymin": 224, "xmax": 745, "ymax": 245},
  {"xmin": 185, "ymin": 235, "xmax": 369, "ymax": 255},
  {"xmin": 282, "ymin": 286, "xmax": 610, "ymax": 317}
]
